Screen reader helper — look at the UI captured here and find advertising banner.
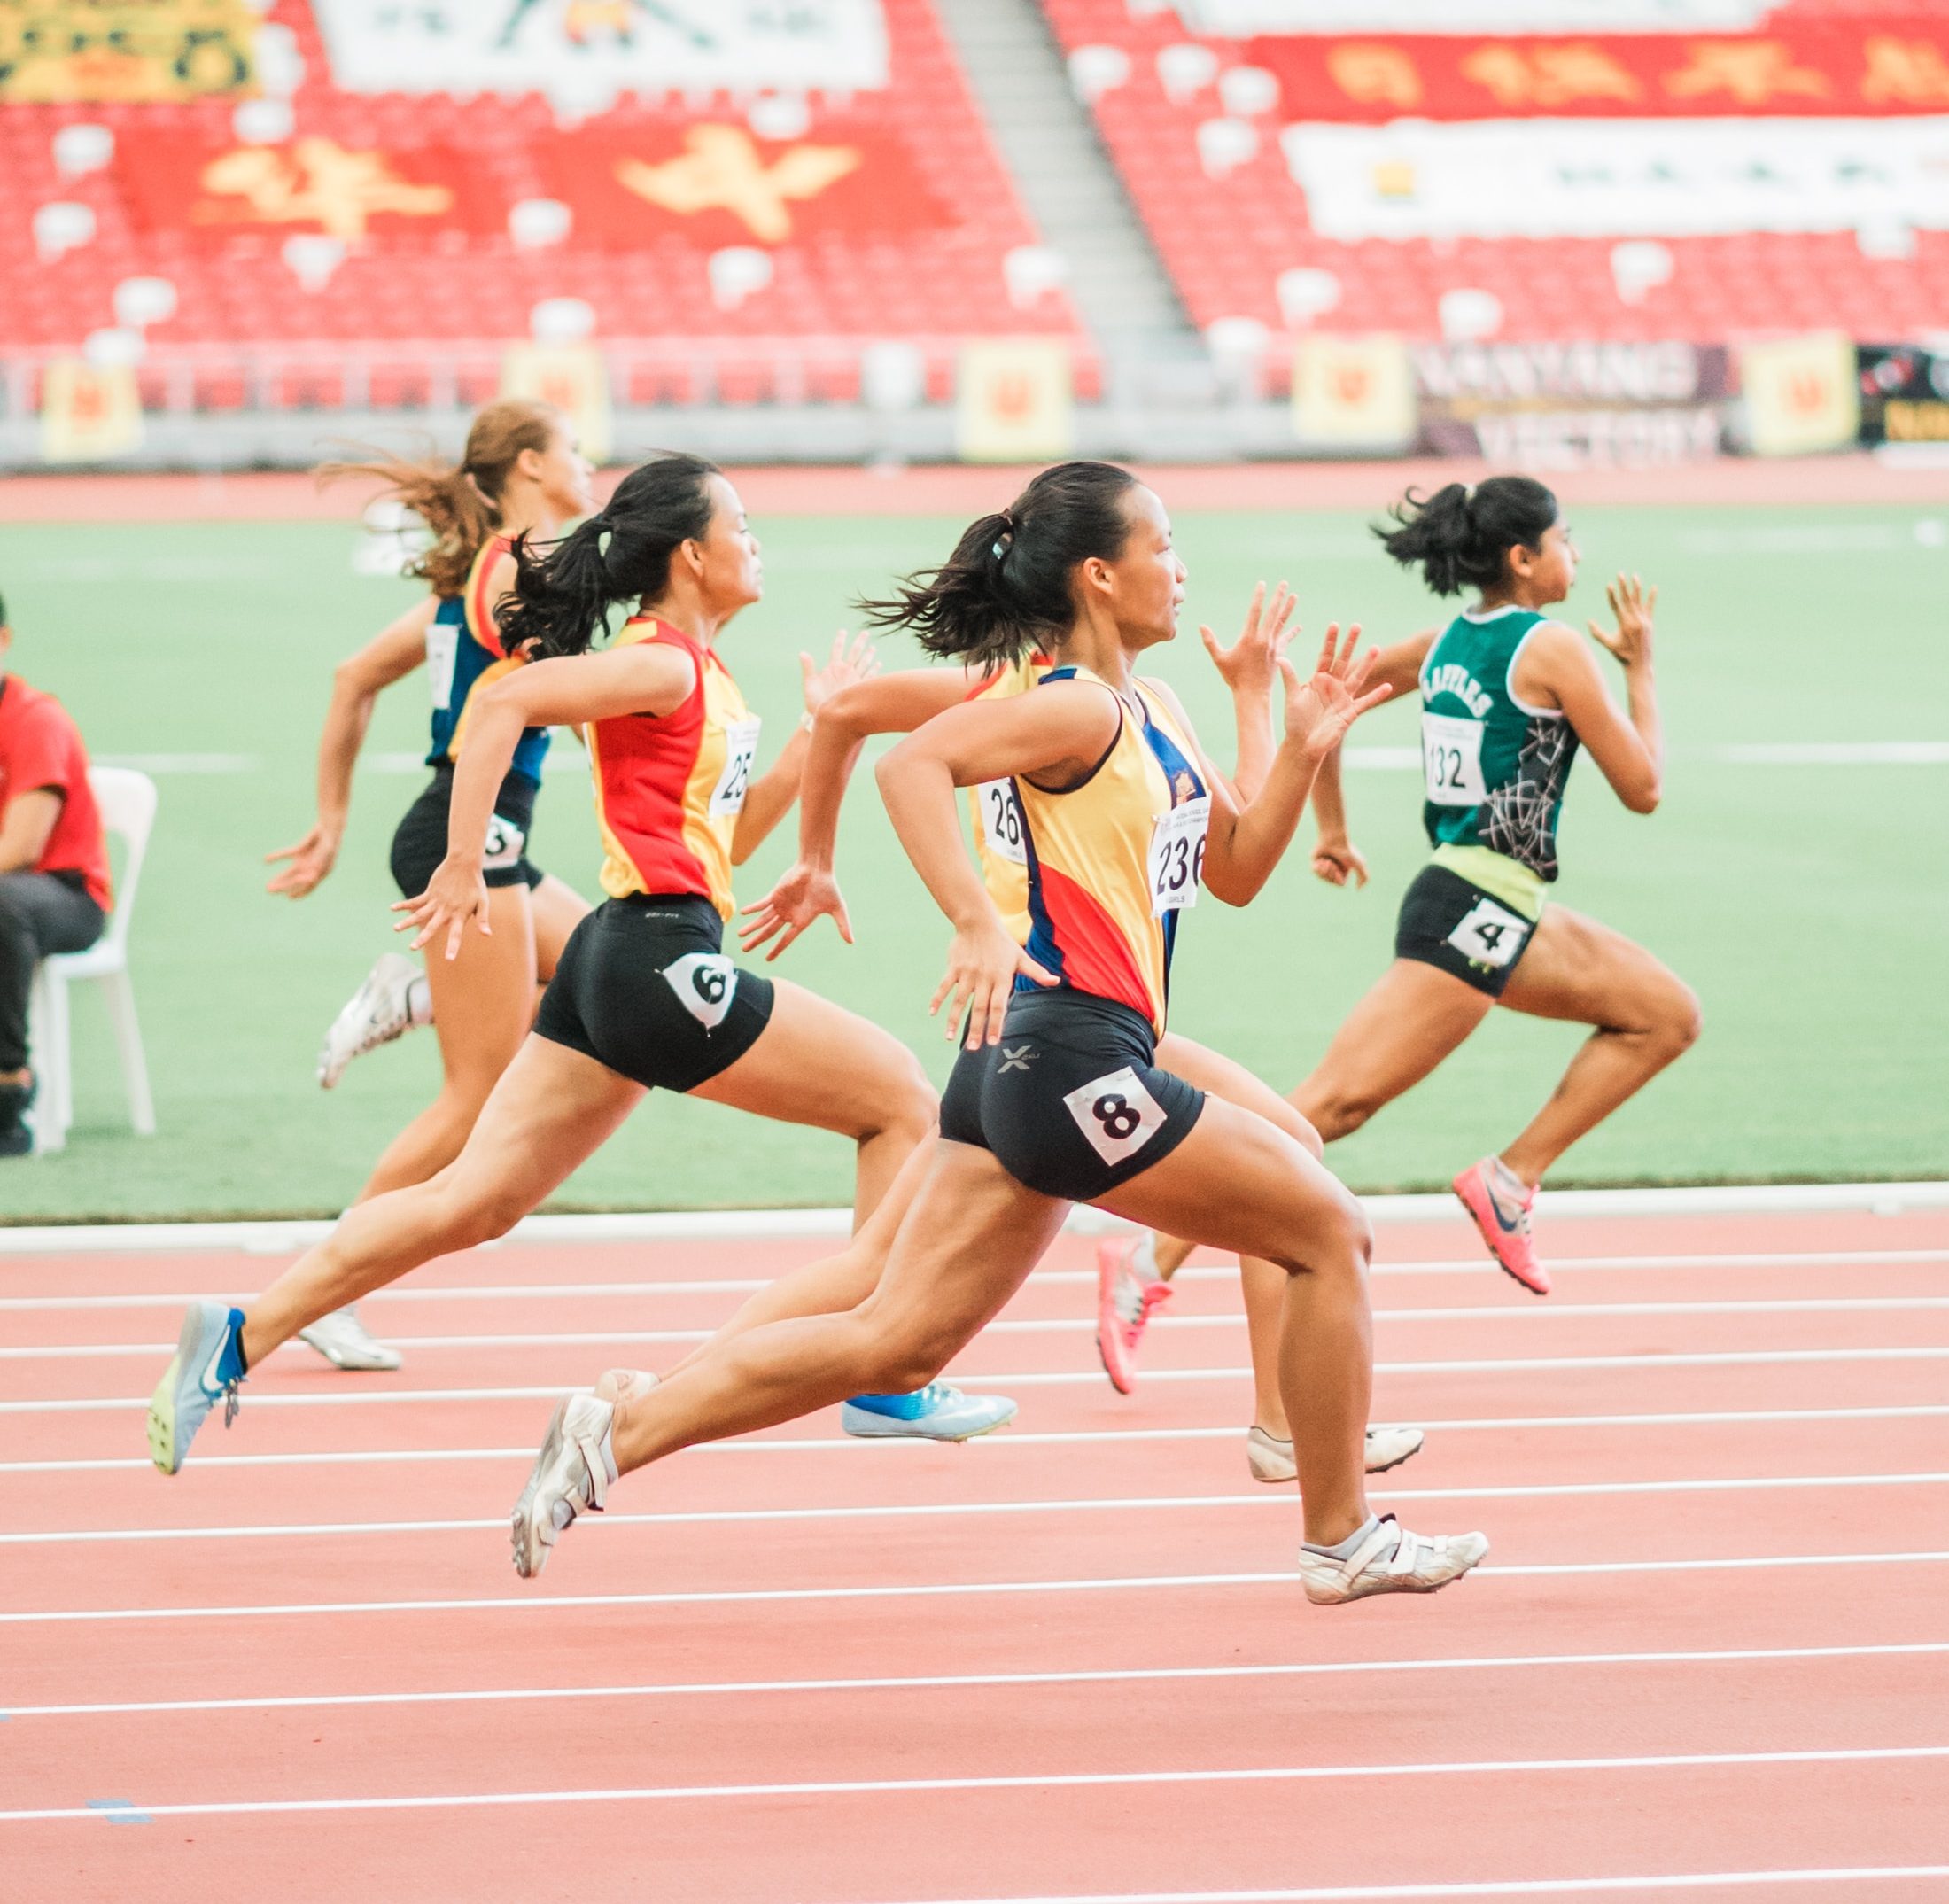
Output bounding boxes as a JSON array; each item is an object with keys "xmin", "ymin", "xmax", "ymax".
[
  {"xmin": 40, "ymin": 359, "xmax": 144, "ymax": 463},
  {"xmin": 312, "ymin": 0, "xmax": 889, "ymax": 109},
  {"xmin": 0, "ymin": 0, "xmax": 257, "ymax": 102},
  {"xmin": 1280, "ymin": 117, "xmax": 1949, "ymax": 242},
  {"xmin": 956, "ymin": 341, "xmax": 1075, "ymax": 464},
  {"xmin": 114, "ymin": 134, "xmax": 500, "ymax": 245},
  {"xmin": 1176, "ymin": 3, "xmax": 1769, "ymax": 32},
  {"xmin": 1738, "ymin": 333, "xmax": 1860, "ymax": 455},
  {"xmin": 1246, "ymin": 25, "xmax": 1949, "ymax": 122},
  {"xmin": 500, "ymin": 344, "xmax": 612, "ymax": 467},
  {"xmin": 536, "ymin": 123, "xmax": 944, "ymax": 249},
  {"xmin": 1415, "ymin": 340, "xmax": 1728, "ymax": 467},
  {"xmin": 1291, "ymin": 335, "xmax": 1416, "ymax": 448},
  {"xmin": 1858, "ymin": 345, "xmax": 1949, "ymax": 446}
]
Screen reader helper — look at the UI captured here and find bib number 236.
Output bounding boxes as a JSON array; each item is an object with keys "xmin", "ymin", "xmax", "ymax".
[{"xmin": 1148, "ymin": 796, "xmax": 1210, "ymax": 917}]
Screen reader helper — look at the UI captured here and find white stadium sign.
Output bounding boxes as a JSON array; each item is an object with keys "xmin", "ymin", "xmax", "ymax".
[
  {"xmin": 1281, "ymin": 117, "xmax": 1949, "ymax": 241},
  {"xmin": 312, "ymin": 0, "xmax": 890, "ymax": 105}
]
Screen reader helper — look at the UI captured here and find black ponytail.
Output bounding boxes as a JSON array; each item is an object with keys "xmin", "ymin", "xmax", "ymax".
[
  {"xmin": 859, "ymin": 460, "xmax": 1140, "ymax": 672},
  {"xmin": 1376, "ymin": 476, "xmax": 1557, "ymax": 598},
  {"xmin": 495, "ymin": 451, "xmax": 721, "ymax": 659}
]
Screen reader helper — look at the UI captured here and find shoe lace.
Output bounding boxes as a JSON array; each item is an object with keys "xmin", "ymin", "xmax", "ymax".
[
  {"xmin": 571, "ymin": 1431, "xmax": 610, "ymax": 1513},
  {"xmin": 221, "ymin": 1379, "xmax": 241, "ymax": 1429}
]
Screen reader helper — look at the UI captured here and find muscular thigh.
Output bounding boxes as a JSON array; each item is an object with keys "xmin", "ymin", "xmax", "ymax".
[
  {"xmin": 1499, "ymin": 906, "xmax": 1689, "ymax": 1030},
  {"xmin": 692, "ymin": 977, "xmax": 932, "ymax": 1137},
  {"xmin": 1157, "ymin": 1031, "xmax": 1320, "ymax": 1154},
  {"xmin": 426, "ymin": 882, "xmax": 540, "ymax": 1087},
  {"xmin": 433, "ymin": 1033, "xmax": 643, "ymax": 1216},
  {"xmin": 1099, "ymin": 1094, "xmax": 1364, "ymax": 1271},
  {"xmin": 855, "ymin": 1141, "xmax": 1068, "ymax": 1354}
]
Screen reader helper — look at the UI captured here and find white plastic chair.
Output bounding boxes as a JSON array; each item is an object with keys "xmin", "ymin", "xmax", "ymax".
[{"xmin": 27, "ymin": 765, "xmax": 157, "ymax": 1154}]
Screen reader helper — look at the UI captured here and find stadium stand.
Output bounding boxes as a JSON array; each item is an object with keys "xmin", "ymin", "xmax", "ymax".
[
  {"xmin": 1042, "ymin": 0, "xmax": 1949, "ymax": 378},
  {"xmin": 1, "ymin": 0, "xmax": 1089, "ymax": 412}
]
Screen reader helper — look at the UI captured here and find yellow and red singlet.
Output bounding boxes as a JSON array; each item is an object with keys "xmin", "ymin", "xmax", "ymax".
[
  {"xmin": 1012, "ymin": 665, "xmax": 1209, "ymax": 1037},
  {"xmin": 586, "ymin": 617, "xmax": 760, "ymax": 921},
  {"xmin": 963, "ymin": 651, "xmax": 1052, "ymax": 941}
]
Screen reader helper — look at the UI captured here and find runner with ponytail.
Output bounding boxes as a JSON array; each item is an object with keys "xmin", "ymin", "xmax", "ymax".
[
  {"xmin": 146, "ymin": 454, "xmax": 1013, "ymax": 1478},
  {"xmin": 496, "ymin": 461, "xmax": 1483, "ymax": 1605},
  {"xmin": 261, "ymin": 400, "xmax": 594, "ymax": 1372},
  {"xmin": 1115, "ymin": 474, "xmax": 1698, "ymax": 1306}
]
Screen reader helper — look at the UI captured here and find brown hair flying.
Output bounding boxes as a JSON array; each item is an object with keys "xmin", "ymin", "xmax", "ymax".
[{"xmin": 317, "ymin": 400, "xmax": 561, "ymax": 597}]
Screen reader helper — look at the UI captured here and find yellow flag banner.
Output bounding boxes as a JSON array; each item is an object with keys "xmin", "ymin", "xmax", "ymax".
[
  {"xmin": 956, "ymin": 340, "xmax": 1075, "ymax": 464},
  {"xmin": 39, "ymin": 359, "xmax": 144, "ymax": 463},
  {"xmin": 1291, "ymin": 334, "xmax": 1416, "ymax": 448},
  {"xmin": 500, "ymin": 343, "xmax": 612, "ymax": 467},
  {"xmin": 1739, "ymin": 332, "xmax": 1860, "ymax": 457},
  {"xmin": 0, "ymin": 1, "xmax": 258, "ymax": 102}
]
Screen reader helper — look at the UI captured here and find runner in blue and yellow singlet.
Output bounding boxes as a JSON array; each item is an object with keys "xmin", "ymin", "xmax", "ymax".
[
  {"xmin": 1298, "ymin": 476, "xmax": 1697, "ymax": 1294},
  {"xmin": 502, "ymin": 461, "xmax": 1484, "ymax": 1605}
]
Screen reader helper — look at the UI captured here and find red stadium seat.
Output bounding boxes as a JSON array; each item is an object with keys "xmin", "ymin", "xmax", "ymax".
[
  {"xmin": 1040, "ymin": 0, "xmax": 1949, "ymax": 349},
  {"xmin": 2, "ymin": 0, "xmax": 1085, "ymax": 407}
]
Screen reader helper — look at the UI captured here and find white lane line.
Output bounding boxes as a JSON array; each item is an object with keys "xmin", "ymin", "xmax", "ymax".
[
  {"xmin": 5, "ymin": 1550, "xmax": 1948, "ymax": 1625},
  {"xmin": 5, "ymin": 1249, "xmax": 1945, "ymax": 1310},
  {"xmin": 12, "ymin": 1344, "xmax": 1948, "ymax": 1415},
  {"xmin": 4, "ymin": 1180, "xmax": 1944, "ymax": 1256},
  {"xmin": 864, "ymin": 1864, "xmax": 1949, "ymax": 1902},
  {"xmin": 8, "ymin": 1473, "xmax": 1944, "ymax": 1548},
  {"xmin": 15, "ymin": 1294, "xmax": 1949, "ymax": 1360},
  {"xmin": 6, "ymin": 1403, "xmax": 1946, "ymax": 1476},
  {"xmin": 4, "ymin": 1745, "xmax": 1947, "ymax": 1823},
  {"xmin": 12, "ymin": 1640, "xmax": 1945, "ymax": 1722}
]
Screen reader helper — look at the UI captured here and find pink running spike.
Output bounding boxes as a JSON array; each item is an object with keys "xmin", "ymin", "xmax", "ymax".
[
  {"xmin": 1095, "ymin": 1237, "xmax": 1174, "ymax": 1394},
  {"xmin": 1453, "ymin": 1158, "xmax": 1550, "ymax": 1295}
]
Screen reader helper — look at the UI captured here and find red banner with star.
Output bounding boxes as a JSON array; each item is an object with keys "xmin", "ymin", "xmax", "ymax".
[
  {"xmin": 1243, "ymin": 24, "xmax": 1949, "ymax": 120},
  {"xmin": 535, "ymin": 121, "xmax": 948, "ymax": 249},
  {"xmin": 113, "ymin": 133, "xmax": 501, "ymax": 245}
]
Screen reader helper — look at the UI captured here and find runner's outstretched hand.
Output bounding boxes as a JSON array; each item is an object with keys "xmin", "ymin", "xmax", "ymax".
[
  {"xmin": 740, "ymin": 861, "xmax": 852, "ymax": 960},
  {"xmin": 392, "ymin": 854, "xmax": 491, "ymax": 963},
  {"xmin": 1281, "ymin": 622, "xmax": 1392, "ymax": 759}
]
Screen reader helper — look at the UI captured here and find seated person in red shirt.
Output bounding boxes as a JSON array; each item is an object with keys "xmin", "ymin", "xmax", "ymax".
[{"xmin": 0, "ymin": 595, "xmax": 111, "ymax": 1155}]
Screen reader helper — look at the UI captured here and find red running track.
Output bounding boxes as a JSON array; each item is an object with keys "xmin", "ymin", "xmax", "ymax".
[{"xmin": 2, "ymin": 1205, "xmax": 1947, "ymax": 1903}]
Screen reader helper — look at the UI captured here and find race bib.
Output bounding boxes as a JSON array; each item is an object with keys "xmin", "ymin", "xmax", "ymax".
[
  {"xmin": 481, "ymin": 812, "xmax": 527, "ymax": 872},
  {"xmin": 1062, "ymin": 1065, "xmax": 1168, "ymax": 1168},
  {"xmin": 708, "ymin": 717, "xmax": 762, "ymax": 818},
  {"xmin": 662, "ymin": 952, "xmax": 740, "ymax": 1030},
  {"xmin": 1147, "ymin": 796, "xmax": 1210, "ymax": 916},
  {"xmin": 1422, "ymin": 712, "xmax": 1487, "ymax": 807},
  {"xmin": 427, "ymin": 618, "xmax": 459, "ymax": 712},
  {"xmin": 1446, "ymin": 896, "xmax": 1531, "ymax": 969},
  {"xmin": 976, "ymin": 779, "xmax": 1028, "ymax": 867}
]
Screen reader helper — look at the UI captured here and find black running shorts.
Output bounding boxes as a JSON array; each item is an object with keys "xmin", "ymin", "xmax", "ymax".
[
  {"xmin": 1394, "ymin": 863, "xmax": 1540, "ymax": 999},
  {"xmin": 390, "ymin": 765, "xmax": 544, "ymax": 897},
  {"xmin": 939, "ymin": 990, "xmax": 1205, "ymax": 1203},
  {"xmin": 534, "ymin": 894, "xmax": 775, "ymax": 1093}
]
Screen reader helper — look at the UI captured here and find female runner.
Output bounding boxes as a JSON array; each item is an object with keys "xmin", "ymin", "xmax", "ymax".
[
  {"xmin": 1119, "ymin": 476, "xmax": 1698, "ymax": 1302},
  {"xmin": 504, "ymin": 461, "xmax": 1484, "ymax": 1605},
  {"xmin": 264, "ymin": 400, "xmax": 594, "ymax": 1371},
  {"xmin": 725, "ymin": 585, "xmax": 1421, "ymax": 1480},
  {"xmin": 146, "ymin": 453, "xmax": 951, "ymax": 1474}
]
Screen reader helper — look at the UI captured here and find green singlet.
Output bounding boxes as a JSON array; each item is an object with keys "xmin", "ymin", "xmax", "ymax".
[{"xmin": 1417, "ymin": 605, "xmax": 1579, "ymax": 921}]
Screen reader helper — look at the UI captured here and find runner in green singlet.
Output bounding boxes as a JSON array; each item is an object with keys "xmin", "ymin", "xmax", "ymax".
[{"xmin": 1106, "ymin": 476, "xmax": 1697, "ymax": 1327}]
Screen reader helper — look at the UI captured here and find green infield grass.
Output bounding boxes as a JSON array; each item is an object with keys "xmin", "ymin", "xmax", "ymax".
[{"xmin": 1, "ymin": 498, "xmax": 1944, "ymax": 1221}]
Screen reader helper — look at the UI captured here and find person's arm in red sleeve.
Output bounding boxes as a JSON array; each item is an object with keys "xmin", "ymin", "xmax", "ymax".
[{"xmin": 0, "ymin": 701, "xmax": 73, "ymax": 874}]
